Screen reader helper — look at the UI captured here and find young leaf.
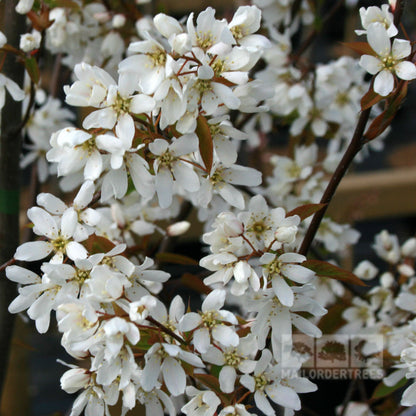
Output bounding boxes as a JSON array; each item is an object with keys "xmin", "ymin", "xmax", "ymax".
[
  {"xmin": 83, "ymin": 235, "xmax": 116, "ymax": 254},
  {"xmin": 371, "ymin": 378, "xmax": 408, "ymax": 400},
  {"xmin": 24, "ymin": 57, "xmax": 40, "ymax": 84},
  {"xmin": 180, "ymin": 273, "xmax": 211, "ymax": 294},
  {"xmin": 196, "ymin": 115, "xmax": 213, "ymax": 172},
  {"xmin": 302, "ymin": 259, "xmax": 367, "ymax": 287},
  {"xmin": 361, "ymin": 87, "xmax": 385, "ymax": 111},
  {"xmin": 155, "ymin": 252, "xmax": 198, "ymax": 266},
  {"xmin": 287, "ymin": 203, "xmax": 326, "ymax": 221},
  {"xmin": 364, "ymin": 82, "xmax": 407, "ymax": 141},
  {"xmin": 341, "ymin": 41, "xmax": 375, "ymax": 56}
]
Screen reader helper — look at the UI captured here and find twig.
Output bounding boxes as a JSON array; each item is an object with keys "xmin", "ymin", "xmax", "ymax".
[
  {"xmin": 298, "ymin": 107, "xmax": 371, "ymax": 256},
  {"xmin": 339, "ymin": 379, "xmax": 357, "ymax": 416},
  {"xmin": 394, "ymin": 0, "xmax": 406, "ymax": 27},
  {"xmin": 146, "ymin": 316, "xmax": 187, "ymax": 345}
]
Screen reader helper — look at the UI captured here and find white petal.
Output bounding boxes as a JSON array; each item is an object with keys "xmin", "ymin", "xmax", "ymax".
[
  {"xmin": 395, "ymin": 61, "xmax": 416, "ymax": 81},
  {"xmin": 82, "ymin": 108, "xmax": 117, "ymax": 130},
  {"xmin": 392, "ymin": 38, "xmax": 411, "ymax": 60},
  {"xmin": 155, "ymin": 168, "xmax": 173, "ymax": 208},
  {"xmin": 61, "ymin": 208, "xmax": 78, "ymax": 239},
  {"xmin": 162, "ymin": 358, "xmax": 186, "ymax": 396},
  {"xmin": 212, "ymin": 325, "xmax": 239, "ymax": 347},
  {"xmin": 27, "ymin": 207, "xmax": 58, "ymax": 239},
  {"xmin": 130, "ymin": 94, "xmax": 156, "ymax": 114},
  {"xmin": 66, "ymin": 241, "xmax": 88, "ymax": 261},
  {"xmin": 219, "ymin": 366, "xmax": 236, "ymax": 393},
  {"xmin": 367, "ymin": 23, "xmax": 390, "ymax": 57},
  {"xmin": 15, "ymin": 241, "xmax": 53, "ymax": 261},
  {"xmin": 374, "ymin": 70, "xmax": 394, "ymax": 96},
  {"xmin": 6, "ymin": 265, "xmax": 39, "ymax": 284},
  {"xmin": 272, "ymin": 277, "xmax": 294, "ymax": 307}
]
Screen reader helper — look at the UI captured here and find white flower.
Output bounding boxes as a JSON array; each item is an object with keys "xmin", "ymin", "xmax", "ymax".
[
  {"xmin": 14, "ymin": 207, "xmax": 88, "ymax": 263},
  {"xmin": 181, "ymin": 386, "xmax": 221, "ymax": 416},
  {"xmin": 15, "ymin": 0, "xmax": 34, "ymax": 14},
  {"xmin": 359, "ymin": 23, "xmax": 416, "ymax": 96},
  {"xmin": 20, "ymin": 30, "xmax": 41, "ymax": 52},
  {"xmin": 353, "ymin": 260, "xmax": 378, "ymax": 281},
  {"xmin": 142, "ymin": 343, "xmax": 204, "ymax": 396},
  {"xmin": 356, "ymin": 5, "xmax": 397, "ymax": 37},
  {"xmin": 149, "ymin": 135, "xmax": 200, "ymax": 208},
  {"xmin": 0, "ymin": 73, "xmax": 25, "ymax": 111},
  {"xmin": 260, "ymin": 252, "xmax": 315, "ymax": 307},
  {"xmin": 179, "ymin": 289, "xmax": 239, "ymax": 353}
]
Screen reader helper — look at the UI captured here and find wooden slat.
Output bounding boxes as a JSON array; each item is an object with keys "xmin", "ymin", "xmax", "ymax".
[{"xmin": 328, "ymin": 167, "xmax": 416, "ymax": 222}]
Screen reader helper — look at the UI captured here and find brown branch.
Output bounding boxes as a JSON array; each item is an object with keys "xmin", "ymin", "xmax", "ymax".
[
  {"xmin": 394, "ymin": 0, "xmax": 406, "ymax": 27},
  {"xmin": 0, "ymin": 0, "xmax": 26, "ymax": 402},
  {"xmin": 298, "ymin": 107, "xmax": 372, "ymax": 256},
  {"xmin": 146, "ymin": 316, "xmax": 187, "ymax": 345}
]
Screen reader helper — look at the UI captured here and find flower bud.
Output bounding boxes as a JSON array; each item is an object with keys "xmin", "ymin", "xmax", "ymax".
[
  {"xmin": 0, "ymin": 31, "xmax": 7, "ymax": 48},
  {"xmin": 380, "ymin": 272, "xmax": 394, "ymax": 288},
  {"xmin": 402, "ymin": 238, "xmax": 416, "ymax": 257},
  {"xmin": 20, "ymin": 31, "xmax": 41, "ymax": 53},
  {"xmin": 60, "ymin": 368, "xmax": 89, "ymax": 394},
  {"xmin": 166, "ymin": 221, "xmax": 191, "ymax": 236},
  {"xmin": 353, "ymin": 260, "xmax": 378, "ymax": 280},
  {"xmin": 112, "ymin": 14, "xmax": 126, "ymax": 28},
  {"xmin": 274, "ymin": 225, "xmax": 297, "ymax": 244}
]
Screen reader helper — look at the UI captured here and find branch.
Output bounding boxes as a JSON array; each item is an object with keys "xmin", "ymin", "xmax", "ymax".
[
  {"xmin": 0, "ymin": 0, "xmax": 26, "ymax": 401},
  {"xmin": 298, "ymin": 107, "xmax": 371, "ymax": 256}
]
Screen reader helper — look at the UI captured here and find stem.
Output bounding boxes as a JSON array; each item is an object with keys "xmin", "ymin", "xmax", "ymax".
[
  {"xmin": 0, "ymin": 0, "xmax": 26, "ymax": 401},
  {"xmin": 394, "ymin": 0, "xmax": 406, "ymax": 27},
  {"xmin": 146, "ymin": 316, "xmax": 186, "ymax": 345},
  {"xmin": 298, "ymin": 107, "xmax": 371, "ymax": 256}
]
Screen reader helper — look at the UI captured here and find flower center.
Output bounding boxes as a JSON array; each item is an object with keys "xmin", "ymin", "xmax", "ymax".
[
  {"xmin": 224, "ymin": 349, "xmax": 242, "ymax": 367},
  {"xmin": 148, "ymin": 49, "xmax": 166, "ymax": 68},
  {"xmin": 196, "ymin": 32, "xmax": 214, "ymax": 50},
  {"xmin": 75, "ymin": 269, "xmax": 90, "ymax": 284},
  {"xmin": 52, "ymin": 235, "xmax": 68, "ymax": 251},
  {"xmin": 201, "ymin": 310, "xmax": 219, "ymax": 328},
  {"xmin": 254, "ymin": 373, "xmax": 269, "ymax": 391},
  {"xmin": 231, "ymin": 25, "xmax": 244, "ymax": 40},
  {"xmin": 382, "ymin": 55, "xmax": 396, "ymax": 70}
]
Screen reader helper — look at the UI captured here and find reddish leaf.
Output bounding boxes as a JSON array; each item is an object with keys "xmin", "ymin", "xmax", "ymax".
[
  {"xmin": 287, "ymin": 203, "xmax": 326, "ymax": 221},
  {"xmin": 27, "ymin": 10, "xmax": 53, "ymax": 31},
  {"xmin": 371, "ymin": 378, "xmax": 407, "ymax": 400},
  {"xmin": 155, "ymin": 252, "xmax": 198, "ymax": 266},
  {"xmin": 364, "ymin": 82, "xmax": 408, "ymax": 141},
  {"xmin": 1, "ymin": 44, "xmax": 22, "ymax": 55},
  {"xmin": 193, "ymin": 373, "xmax": 221, "ymax": 391},
  {"xmin": 341, "ymin": 41, "xmax": 375, "ymax": 56},
  {"xmin": 361, "ymin": 87, "xmax": 385, "ymax": 111},
  {"xmin": 318, "ymin": 302, "xmax": 348, "ymax": 335},
  {"xmin": 302, "ymin": 259, "xmax": 367, "ymax": 287},
  {"xmin": 24, "ymin": 56, "xmax": 40, "ymax": 84},
  {"xmin": 83, "ymin": 234, "xmax": 116, "ymax": 254},
  {"xmin": 180, "ymin": 273, "xmax": 211, "ymax": 294},
  {"xmin": 196, "ymin": 115, "xmax": 213, "ymax": 172}
]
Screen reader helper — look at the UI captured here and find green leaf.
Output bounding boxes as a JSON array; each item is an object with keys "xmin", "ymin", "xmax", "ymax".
[
  {"xmin": 155, "ymin": 252, "xmax": 198, "ymax": 266},
  {"xmin": 286, "ymin": 203, "xmax": 326, "ymax": 221},
  {"xmin": 371, "ymin": 378, "xmax": 408, "ymax": 400},
  {"xmin": 24, "ymin": 57, "xmax": 40, "ymax": 84},
  {"xmin": 196, "ymin": 115, "xmax": 213, "ymax": 172},
  {"xmin": 302, "ymin": 259, "xmax": 367, "ymax": 287}
]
